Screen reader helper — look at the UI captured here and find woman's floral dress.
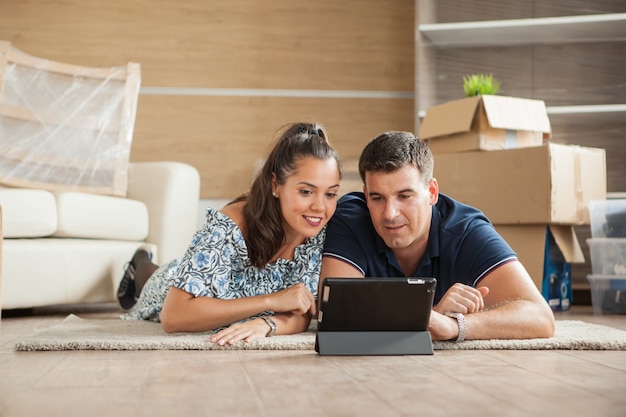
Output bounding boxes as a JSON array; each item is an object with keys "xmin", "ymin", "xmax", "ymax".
[{"xmin": 121, "ymin": 208, "xmax": 324, "ymax": 324}]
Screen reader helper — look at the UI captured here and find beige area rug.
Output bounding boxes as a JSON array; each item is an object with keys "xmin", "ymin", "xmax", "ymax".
[{"xmin": 13, "ymin": 315, "xmax": 626, "ymax": 351}]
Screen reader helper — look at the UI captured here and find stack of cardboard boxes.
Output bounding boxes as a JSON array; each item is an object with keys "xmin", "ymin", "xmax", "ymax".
[{"xmin": 419, "ymin": 95, "xmax": 607, "ymax": 311}]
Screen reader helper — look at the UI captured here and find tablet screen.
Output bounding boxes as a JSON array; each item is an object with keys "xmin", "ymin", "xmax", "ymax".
[{"xmin": 317, "ymin": 277, "xmax": 437, "ymax": 332}]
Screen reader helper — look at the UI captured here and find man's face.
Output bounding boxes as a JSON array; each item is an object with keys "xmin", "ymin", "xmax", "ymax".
[{"xmin": 364, "ymin": 164, "xmax": 438, "ymax": 253}]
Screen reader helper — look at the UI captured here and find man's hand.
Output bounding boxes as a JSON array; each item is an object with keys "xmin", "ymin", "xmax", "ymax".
[
  {"xmin": 433, "ymin": 283, "xmax": 489, "ymax": 314},
  {"xmin": 428, "ymin": 310, "xmax": 462, "ymax": 341}
]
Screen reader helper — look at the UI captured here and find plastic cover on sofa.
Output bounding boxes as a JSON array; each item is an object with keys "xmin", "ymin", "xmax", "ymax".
[{"xmin": 0, "ymin": 40, "xmax": 141, "ymax": 196}]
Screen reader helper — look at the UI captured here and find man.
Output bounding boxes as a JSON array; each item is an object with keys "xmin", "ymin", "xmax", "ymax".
[{"xmin": 320, "ymin": 131, "xmax": 555, "ymax": 341}]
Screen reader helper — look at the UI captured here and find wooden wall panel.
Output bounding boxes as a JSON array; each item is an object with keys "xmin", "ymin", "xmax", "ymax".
[
  {"xmin": 0, "ymin": 0, "xmax": 415, "ymax": 198},
  {"xmin": 132, "ymin": 95, "xmax": 413, "ymax": 198},
  {"xmin": 0, "ymin": 0, "xmax": 414, "ymax": 91}
]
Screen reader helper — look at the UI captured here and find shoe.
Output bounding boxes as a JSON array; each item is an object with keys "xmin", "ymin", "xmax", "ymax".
[{"xmin": 117, "ymin": 248, "xmax": 153, "ymax": 310}]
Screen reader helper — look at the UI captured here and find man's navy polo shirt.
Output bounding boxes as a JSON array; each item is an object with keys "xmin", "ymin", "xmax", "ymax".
[{"xmin": 322, "ymin": 192, "xmax": 517, "ymax": 304}]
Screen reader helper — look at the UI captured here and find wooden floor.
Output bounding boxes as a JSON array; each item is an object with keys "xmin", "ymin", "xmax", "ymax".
[{"xmin": 1, "ymin": 304, "xmax": 625, "ymax": 417}]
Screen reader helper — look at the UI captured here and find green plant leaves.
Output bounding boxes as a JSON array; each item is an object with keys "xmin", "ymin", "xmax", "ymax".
[{"xmin": 463, "ymin": 73, "xmax": 501, "ymax": 97}]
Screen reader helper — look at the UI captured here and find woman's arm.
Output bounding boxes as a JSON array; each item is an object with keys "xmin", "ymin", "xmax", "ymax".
[
  {"xmin": 209, "ymin": 311, "xmax": 312, "ymax": 345},
  {"xmin": 160, "ymin": 283, "xmax": 315, "ymax": 334}
]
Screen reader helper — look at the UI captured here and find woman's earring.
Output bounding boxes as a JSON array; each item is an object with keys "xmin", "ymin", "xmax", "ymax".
[{"xmin": 272, "ymin": 192, "xmax": 277, "ymax": 198}]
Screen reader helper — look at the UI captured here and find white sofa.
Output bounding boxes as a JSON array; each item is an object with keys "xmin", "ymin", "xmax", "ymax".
[{"xmin": 0, "ymin": 161, "xmax": 200, "ymax": 311}]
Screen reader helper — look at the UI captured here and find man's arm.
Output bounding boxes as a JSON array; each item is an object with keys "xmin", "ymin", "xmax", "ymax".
[
  {"xmin": 317, "ymin": 256, "xmax": 364, "ymax": 310},
  {"xmin": 429, "ymin": 261, "xmax": 556, "ymax": 340},
  {"xmin": 320, "ymin": 256, "xmax": 364, "ymax": 280}
]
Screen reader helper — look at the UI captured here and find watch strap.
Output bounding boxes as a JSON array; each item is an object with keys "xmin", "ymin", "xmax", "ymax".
[
  {"xmin": 445, "ymin": 312, "xmax": 466, "ymax": 342},
  {"xmin": 262, "ymin": 316, "xmax": 277, "ymax": 337}
]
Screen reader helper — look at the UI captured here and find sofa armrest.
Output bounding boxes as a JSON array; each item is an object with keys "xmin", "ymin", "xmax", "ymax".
[{"xmin": 126, "ymin": 162, "xmax": 200, "ymax": 264}]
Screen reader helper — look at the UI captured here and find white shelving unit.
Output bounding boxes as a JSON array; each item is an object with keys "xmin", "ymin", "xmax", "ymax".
[
  {"xmin": 416, "ymin": 12, "xmax": 626, "ymax": 120},
  {"xmin": 419, "ymin": 13, "xmax": 626, "ymax": 47}
]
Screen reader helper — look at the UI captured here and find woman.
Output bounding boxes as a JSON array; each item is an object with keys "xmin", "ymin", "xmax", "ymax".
[{"xmin": 116, "ymin": 122, "xmax": 342, "ymax": 345}]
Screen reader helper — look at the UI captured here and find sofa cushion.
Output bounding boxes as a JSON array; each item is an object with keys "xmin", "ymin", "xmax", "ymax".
[
  {"xmin": 53, "ymin": 191, "xmax": 149, "ymax": 241},
  {"xmin": 0, "ymin": 187, "xmax": 57, "ymax": 237},
  {"xmin": 2, "ymin": 239, "xmax": 157, "ymax": 309}
]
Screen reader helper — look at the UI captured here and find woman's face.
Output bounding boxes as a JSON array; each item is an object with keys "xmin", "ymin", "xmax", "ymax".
[{"xmin": 273, "ymin": 156, "xmax": 341, "ymax": 241}]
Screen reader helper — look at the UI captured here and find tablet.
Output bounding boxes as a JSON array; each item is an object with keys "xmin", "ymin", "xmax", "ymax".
[{"xmin": 316, "ymin": 277, "xmax": 437, "ymax": 332}]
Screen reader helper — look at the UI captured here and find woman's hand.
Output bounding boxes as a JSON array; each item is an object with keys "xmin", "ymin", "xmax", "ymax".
[
  {"xmin": 433, "ymin": 283, "xmax": 489, "ymax": 314},
  {"xmin": 266, "ymin": 283, "xmax": 316, "ymax": 315},
  {"xmin": 209, "ymin": 318, "xmax": 270, "ymax": 345}
]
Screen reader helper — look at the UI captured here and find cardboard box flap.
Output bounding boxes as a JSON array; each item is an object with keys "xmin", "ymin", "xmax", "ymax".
[
  {"xmin": 481, "ymin": 95, "xmax": 552, "ymax": 139},
  {"xmin": 418, "ymin": 96, "xmax": 481, "ymax": 139},
  {"xmin": 549, "ymin": 225, "xmax": 585, "ymax": 263}
]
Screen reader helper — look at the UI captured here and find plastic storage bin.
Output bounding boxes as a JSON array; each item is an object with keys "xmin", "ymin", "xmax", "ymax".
[
  {"xmin": 586, "ymin": 275, "xmax": 626, "ymax": 314},
  {"xmin": 588, "ymin": 199, "xmax": 626, "ymax": 238},
  {"xmin": 587, "ymin": 238, "xmax": 626, "ymax": 275}
]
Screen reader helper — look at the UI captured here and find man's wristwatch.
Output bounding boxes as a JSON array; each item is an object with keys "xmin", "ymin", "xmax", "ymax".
[
  {"xmin": 262, "ymin": 316, "xmax": 277, "ymax": 337},
  {"xmin": 445, "ymin": 312, "xmax": 466, "ymax": 342}
]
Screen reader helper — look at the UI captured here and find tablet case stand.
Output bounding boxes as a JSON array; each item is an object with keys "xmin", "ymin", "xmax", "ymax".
[{"xmin": 316, "ymin": 330, "xmax": 433, "ymax": 356}]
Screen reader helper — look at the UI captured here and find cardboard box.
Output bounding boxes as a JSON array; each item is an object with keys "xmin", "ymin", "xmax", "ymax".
[
  {"xmin": 434, "ymin": 143, "xmax": 607, "ymax": 225},
  {"xmin": 419, "ymin": 95, "xmax": 552, "ymax": 153},
  {"xmin": 495, "ymin": 225, "xmax": 585, "ymax": 311}
]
